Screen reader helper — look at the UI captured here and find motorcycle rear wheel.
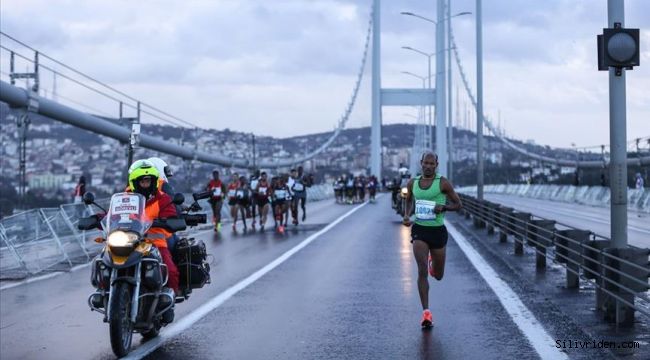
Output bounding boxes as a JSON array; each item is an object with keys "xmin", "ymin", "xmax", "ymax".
[{"xmin": 109, "ymin": 282, "xmax": 135, "ymax": 357}]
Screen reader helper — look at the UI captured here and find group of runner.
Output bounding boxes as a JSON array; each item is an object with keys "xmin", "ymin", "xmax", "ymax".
[
  {"xmin": 206, "ymin": 167, "xmax": 313, "ymax": 234},
  {"xmin": 333, "ymin": 174, "xmax": 378, "ymax": 204}
]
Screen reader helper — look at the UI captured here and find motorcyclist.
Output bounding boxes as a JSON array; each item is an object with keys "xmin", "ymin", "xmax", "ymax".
[
  {"xmin": 146, "ymin": 157, "xmax": 175, "ymax": 195},
  {"xmin": 126, "ymin": 160, "xmax": 180, "ymax": 298},
  {"xmin": 146, "ymin": 157, "xmax": 180, "ymax": 248}
]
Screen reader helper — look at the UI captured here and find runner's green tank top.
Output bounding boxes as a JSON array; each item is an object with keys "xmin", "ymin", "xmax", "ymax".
[{"xmin": 413, "ymin": 175, "xmax": 446, "ymax": 227}]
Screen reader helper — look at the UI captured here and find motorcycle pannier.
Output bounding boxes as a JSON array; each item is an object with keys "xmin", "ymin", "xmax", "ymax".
[{"xmin": 174, "ymin": 238, "xmax": 211, "ymax": 290}]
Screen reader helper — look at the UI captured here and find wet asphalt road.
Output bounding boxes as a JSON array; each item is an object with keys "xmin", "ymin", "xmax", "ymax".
[
  {"xmin": 1, "ymin": 195, "xmax": 640, "ymax": 359},
  {"xmin": 141, "ymin": 196, "xmax": 541, "ymax": 360}
]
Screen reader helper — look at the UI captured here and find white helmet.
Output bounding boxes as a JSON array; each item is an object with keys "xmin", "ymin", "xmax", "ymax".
[{"xmin": 147, "ymin": 157, "xmax": 172, "ymax": 182}]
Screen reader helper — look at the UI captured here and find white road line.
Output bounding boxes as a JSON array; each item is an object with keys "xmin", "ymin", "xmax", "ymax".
[
  {"xmin": 446, "ymin": 222, "xmax": 569, "ymax": 360},
  {"xmin": 124, "ymin": 201, "xmax": 369, "ymax": 360}
]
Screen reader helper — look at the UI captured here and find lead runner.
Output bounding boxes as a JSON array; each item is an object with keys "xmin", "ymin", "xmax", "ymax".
[{"xmin": 403, "ymin": 151, "xmax": 462, "ymax": 328}]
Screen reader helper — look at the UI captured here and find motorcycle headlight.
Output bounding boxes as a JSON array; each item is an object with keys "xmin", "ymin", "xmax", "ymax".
[
  {"xmin": 107, "ymin": 231, "xmax": 138, "ymax": 248},
  {"xmin": 400, "ymin": 187, "xmax": 408, "ymax": 196}
]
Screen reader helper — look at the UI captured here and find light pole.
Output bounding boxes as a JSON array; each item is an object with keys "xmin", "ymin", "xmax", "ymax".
[
  {"xmin": 401, "ymin": 46, "xmax": 457, "ymax": 150},
  {"xmin": 476, "ymin": 0, "xmax": 484, "ymax": 199},
  {"xmin": 402, "ymin": 47, "xmax": 434, "ymax": 150},
  {"xmin": 401, "ymin": 70, "xmax": 430, "ymax": 150},
  {"xmin": 404, "ymin": 113, "xmax": 423, "ymax": 174},
  {"xmin": 401, "ymin": 7, "xmax": 471, "ymax": 178}
]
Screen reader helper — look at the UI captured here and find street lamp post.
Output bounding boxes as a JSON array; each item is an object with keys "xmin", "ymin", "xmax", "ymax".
[
  {"xmin": 476, "ymin": 0, "xmax": 484, "ymax": 199},
  {"xmin": 404, "ymin": 112, "xmax": 424, "ymax": 174},
  {"xmin": 401, "ymin": 7, "xmax": 471, "ymax": 178},
  {"xmin": 401, "ymin": 71, "xmax": 428, "ymax": 167},
  {"xmin": 402, "ymin": 46, "xmax": 436, "ymax": 148}
]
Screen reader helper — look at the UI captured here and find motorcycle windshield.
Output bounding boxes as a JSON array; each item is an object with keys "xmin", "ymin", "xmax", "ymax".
[{"xmin": 102, "ymin": 192, "xmax": 151, "ymax": 236}]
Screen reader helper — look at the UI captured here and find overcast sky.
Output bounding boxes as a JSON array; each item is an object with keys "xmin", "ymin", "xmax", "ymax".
[{"xmin": 1, "ymin": 0, "xmax": 649, "ymax": 149}]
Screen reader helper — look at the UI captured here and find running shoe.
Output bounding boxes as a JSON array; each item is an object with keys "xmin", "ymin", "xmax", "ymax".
[
  {"xmin": 428, "ymin": 254, "xmax": 435, "ymax": 278},
  {"xmin": 302, "ymin": 213, "xmax": 306, "ymax": 222},
  {"xmin": 278, "ymin": 225, "xmax": 285, "ymax": 234},
  {"xmin": 421, "ymin": 309, "xmax": 433, "ymax": 328},
  {"xmin": 217, "ymin": 223, "xmax": 222, "ymax": 232}
]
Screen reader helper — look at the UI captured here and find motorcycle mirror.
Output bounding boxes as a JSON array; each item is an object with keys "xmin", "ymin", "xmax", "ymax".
[
  {"xmin": 192, "ymin": 190, "xmax": 212, "ymax": 201},
  {"xmin": 78, "ymin": 216, "xmax": 99, "ymax": 230},
  {"xmin": 82, "ymin": 192, "xmax": 96, "ymax": 205},
  {"xmin": 172, "ymin": 193, "xmax": 185, "ymax": 205}
]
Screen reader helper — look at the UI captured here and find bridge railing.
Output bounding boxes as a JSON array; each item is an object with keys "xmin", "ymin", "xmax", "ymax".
[
  {"xmin": 458, "ymin": 193, "xmax": 650, "ymax": 326},
  {"xmin": 458, "ymin": 184, "xmax": 650, "ymax": 213},
  {"xmin": 0, "ymin": 184, "xmax": 333, "ymax": 280}
]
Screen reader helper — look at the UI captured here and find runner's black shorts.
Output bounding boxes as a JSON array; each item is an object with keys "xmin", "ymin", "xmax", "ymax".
[
  {"xmin": 410, "ymin": 223, "xmax": 448, "ymax": 249},
  {"xmin": 228, "ymin": 198, "xmax": 237, "ymax": 206},
  {"xmin": 257, "ymin": 198, "xmax": 270, "ymax": 207}
]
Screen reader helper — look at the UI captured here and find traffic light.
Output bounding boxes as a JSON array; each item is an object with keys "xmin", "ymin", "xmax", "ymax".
[{"xmin": 598, "ymin": 23, "xmax": 640, "ymax": 75}]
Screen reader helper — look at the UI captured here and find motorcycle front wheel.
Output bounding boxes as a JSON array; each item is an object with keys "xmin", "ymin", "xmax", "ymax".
[{"xmin": 109, "ymin": 282, "xmax": 135, "ymax": 357}]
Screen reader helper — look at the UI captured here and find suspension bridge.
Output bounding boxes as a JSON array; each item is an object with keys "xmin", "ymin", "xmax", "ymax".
[{"xmin": 1, "ymin": 1, "xmax": 649, "ymax": 359}]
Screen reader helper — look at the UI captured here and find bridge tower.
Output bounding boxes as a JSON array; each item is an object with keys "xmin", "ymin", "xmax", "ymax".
[{"xmin": 371, "ymin": 0, "xmax": 437, "ymax": 180}]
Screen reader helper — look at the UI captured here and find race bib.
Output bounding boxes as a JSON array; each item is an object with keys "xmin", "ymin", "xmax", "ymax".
[
  {"xmin": 293, "ymin": 183, "xmax": 304, "ymax": 192},
  {"xmin": 415, "ymin": 199, "xmax": 437, "ymax": 220},
  {"xmin": 228, "ymin": 189, "xmax": 236, "ymax": 197},
  {"xmin": 111, "ymin": 194, "xmax": 140, "ymax": 215},
  {"xmin": 275, "ymin": 190, "xmax": 286, "ymax": 199},
  {"xmin": 259, "ymin": 187, "xmax": 267, "ymax": 195},
  {"xmin": 251, "ymin": 180, "xmax": 259, "ymax": 189},
  {"xmin": 212, "ymin": 188, "xmax": 222, "ymax": 196},
  {"xmin": 236, "ymin": 190, "xmax": 245, "ymax": 198}
]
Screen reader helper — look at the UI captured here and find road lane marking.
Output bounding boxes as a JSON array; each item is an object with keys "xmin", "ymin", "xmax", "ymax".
[
  {"xmin": 446, "ymin": 222, "xmax": 569, "ymax": 360},
  {"xmin": 124, "ymin": 200, "xmax": 370, "ymax": 360}
]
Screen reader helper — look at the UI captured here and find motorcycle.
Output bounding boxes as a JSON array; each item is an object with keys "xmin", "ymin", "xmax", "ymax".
[
  {"xmin": 395, "ymin": 185, "xmax": 408, "ymax": 217},
  {"xmin": 78, "ymin": 190, "xmax": 210, "ymax": 357}
]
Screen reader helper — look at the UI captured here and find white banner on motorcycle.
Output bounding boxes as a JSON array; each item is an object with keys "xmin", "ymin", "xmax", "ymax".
[{"xmin": 111, "ymin": 194, "xmax": 141, "ymax": 215}]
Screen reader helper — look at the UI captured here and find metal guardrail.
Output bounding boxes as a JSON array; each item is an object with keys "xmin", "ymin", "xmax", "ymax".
[
  {"xmin": 458, "ymin": 193, "xmax": 650, "ymax": 326},
  {"xmin": 0, "ymin": 185, "xmax": 333, "ymax": 280}
]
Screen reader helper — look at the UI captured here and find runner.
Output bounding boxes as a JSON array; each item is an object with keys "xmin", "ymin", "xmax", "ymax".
[
  {"xmin": 249, "ymin": 169, "xmax": 260, "ymax": 225},
  {"xmin": 255, "ymin": 171, "xmax": 271, "ymax": 231},
  {"xmin": 367, "ymin": 175, "xmax": 377, "ymax": 203},
  {"xmin": 333, "ymin": 176, "xmax": 344, "ymax": 204},
  {"xmin": 290, "ymin": 167, "xmax": 308, "ymax": 225},
  {"xmin": 236, "ymin": 176, "xmax": 252, "ymax": 232},
  {"xmin": 345, "ymin": 175, "xmax": 355, "ymax": 204},
  {"xmin": 403, "ymin": 152, "xmax": 462, "ymax": 328},
  {"xmin": 227, "ymin": 173, "xmax": 240, "ymax": 232},
  {"xmin": 272, "ymin": 176, "xmax": 290, "ymax": 234},
  {"xmin": 206, "ymin": 170, "xmax": 227, "ymax": 232}
]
